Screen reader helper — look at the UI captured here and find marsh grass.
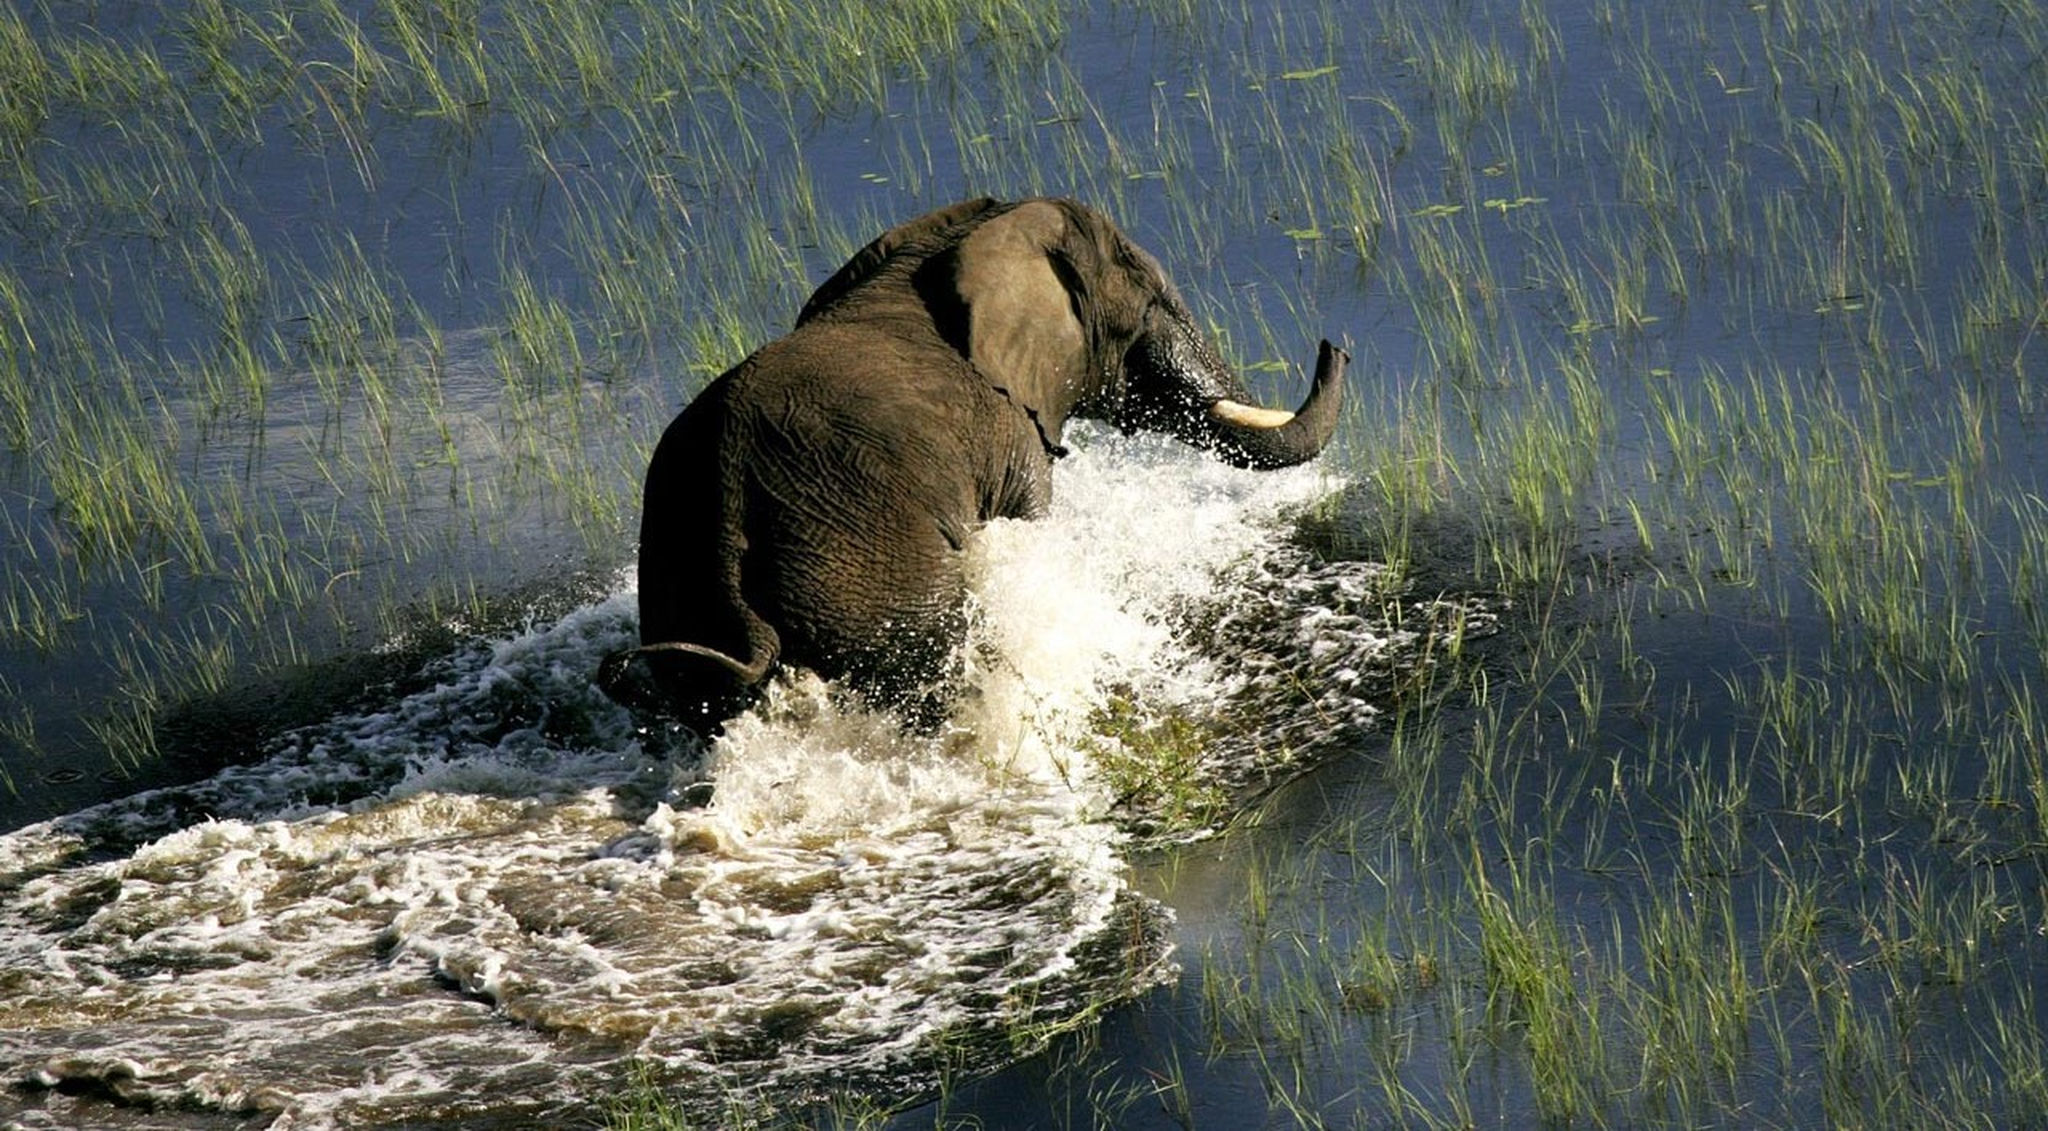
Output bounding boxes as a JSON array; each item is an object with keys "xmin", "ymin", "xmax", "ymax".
[
  {"xmin": 7, "ymin": 0, "xmax": 2048, "ymax": 1126},
  {"xmin": 1084, "ymin": 696, "xmax": 1232, "ymax": 839},
  {"xmin": 929, "ymin": 0, "xmax": 2048, "ymax": 1125},
  {"xmin": 4, "ymin": 0, "xmax": 1024, "ymax": 785}
]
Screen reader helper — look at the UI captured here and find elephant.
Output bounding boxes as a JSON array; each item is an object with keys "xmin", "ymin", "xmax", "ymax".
[{"xmin": 599, "ymin": 195, "xmax": 1346, "ymax": 730}]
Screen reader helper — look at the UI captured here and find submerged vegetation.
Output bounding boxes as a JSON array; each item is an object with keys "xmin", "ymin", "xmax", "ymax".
[
  {"xmin": 0, "ymin": 0, "xmax": 1100, "ymax": 786},
  {"xmin": 3, "ymin": 0, "xmax": 2048, "ymax": 1125}
]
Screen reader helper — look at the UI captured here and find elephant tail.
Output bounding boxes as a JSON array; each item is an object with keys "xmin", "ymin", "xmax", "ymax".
[
  {"xmin": 602, "ymin": 636, "xmax": 776, "ymax": 686},
  {"xmin": 601, "ymin": 389, "xmax": 785, "ymax": 728},
  {"xmin": 597, "ymin": 612, "xmax": 781, "ymax": 728},
  {"xmin": 598, "ymin": 569, "xmax": 782, "ymax": 729}
]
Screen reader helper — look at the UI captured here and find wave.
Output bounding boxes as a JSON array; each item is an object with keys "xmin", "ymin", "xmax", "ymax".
[{"xmin": 0, "ymin": 428, "xmax": 1493, "ymax": 1127}]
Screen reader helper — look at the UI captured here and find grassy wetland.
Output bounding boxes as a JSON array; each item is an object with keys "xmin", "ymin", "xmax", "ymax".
[{"xmin": 3, "ymin": 0, "xmax": 2047, "ymax": 1126}]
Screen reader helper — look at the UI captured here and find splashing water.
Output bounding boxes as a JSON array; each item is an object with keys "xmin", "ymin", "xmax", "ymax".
[{"xmin": 0, "ymin": 428, "xmax": 1494, "ymax": 1127}]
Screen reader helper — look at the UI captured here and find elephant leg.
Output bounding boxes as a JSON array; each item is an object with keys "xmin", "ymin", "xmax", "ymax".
[
  {"xmin": 618, "ymin": 393, "xmax": 786, "ymax": 730},
  {"xmin": 749, "ymin": 489, "xmax": 973, "ymax": 726}
]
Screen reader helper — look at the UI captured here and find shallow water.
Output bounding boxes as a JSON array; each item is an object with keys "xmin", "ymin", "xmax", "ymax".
[
  {"xmin": 7, "ymin": 0, "xmax": 2048, "ymax": 1125},
  {"xmin": 0, "ymin": 430, "xmax": 1490, "ymax": 1126}
]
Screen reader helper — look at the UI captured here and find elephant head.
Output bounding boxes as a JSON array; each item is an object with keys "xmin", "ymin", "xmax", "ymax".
[
  {"xmin": 603, "ymin": 197, "xmax": 1344, "ymax": 731},
  {"xmin": 803, "ymin": 197, "xmax": 1343, "ymax": 469}
]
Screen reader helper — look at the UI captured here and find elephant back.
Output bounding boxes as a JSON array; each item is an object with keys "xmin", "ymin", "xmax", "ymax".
[{"xmin": 796, "ymin": 197, "xmax": 1009, "ymax": 325}]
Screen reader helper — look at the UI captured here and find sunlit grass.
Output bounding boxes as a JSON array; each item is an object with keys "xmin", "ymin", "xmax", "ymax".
[
  {"xmin": 5, "ymin": 0, "xmax": 2048, "ymax": 1125},
  {"xmin": 1039, "ymin": 0, "xmax": 2048, "ymax": 1124}
]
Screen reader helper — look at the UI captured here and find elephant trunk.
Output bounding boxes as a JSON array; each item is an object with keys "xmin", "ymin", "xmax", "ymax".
[
  {"xmin": 1202, "ymin": 339, "xmax": 1346, "ymax": 470},
  {"xmin": 1130, "ymin": 315, "xmax": 1346, "ymax": 470}
]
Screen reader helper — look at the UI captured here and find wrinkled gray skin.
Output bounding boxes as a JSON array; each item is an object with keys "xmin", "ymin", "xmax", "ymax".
[{"xmin": 601, "ymin": 196, "xmax": 1345, "ymax": 729}]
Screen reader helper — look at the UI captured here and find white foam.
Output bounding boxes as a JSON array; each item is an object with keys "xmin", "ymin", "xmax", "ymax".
[{"xmin": 0, "ymin": 426, "xmax": 1469, "ymax": 1126}]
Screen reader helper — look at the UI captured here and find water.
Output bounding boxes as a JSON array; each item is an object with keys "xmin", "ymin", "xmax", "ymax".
[
  {"xmin": 0, "ymin": 429, "xmax": 1487, "ymax": 1126},
  {"xmin": 6, "ymin": 0, "xmax": 2048, "ymax": 1126}
]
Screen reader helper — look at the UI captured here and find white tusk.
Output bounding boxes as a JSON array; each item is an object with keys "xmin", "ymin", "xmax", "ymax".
[{"xmin": 1209, "ymin": 399, "xmax": 1297, "ymax": 429}]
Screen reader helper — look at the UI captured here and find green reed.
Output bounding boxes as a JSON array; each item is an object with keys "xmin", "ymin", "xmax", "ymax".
[{"xmin": 7, "ymin": 0, "xmax": 2048, "ymax": 1125}]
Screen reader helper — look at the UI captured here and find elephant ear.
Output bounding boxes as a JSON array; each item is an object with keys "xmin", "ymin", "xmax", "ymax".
[
  {"xmin": 797, "ymin": 196, "xmax": 1005, "ymax": 325},
  {"xmin": 949, "ymin": 200, "xmax": 1088, "ymax": 401}
]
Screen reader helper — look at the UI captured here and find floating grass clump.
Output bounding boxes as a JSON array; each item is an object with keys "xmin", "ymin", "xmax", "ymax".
[{"xmin": 1084, "ymin": 696, "xmax": 1230, "ymax": 839}]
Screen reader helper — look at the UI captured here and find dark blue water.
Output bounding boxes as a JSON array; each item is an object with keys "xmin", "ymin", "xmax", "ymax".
[{"xmin": 2, "ymin": 0, "xmax": 2046, "ymax": 1125}]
